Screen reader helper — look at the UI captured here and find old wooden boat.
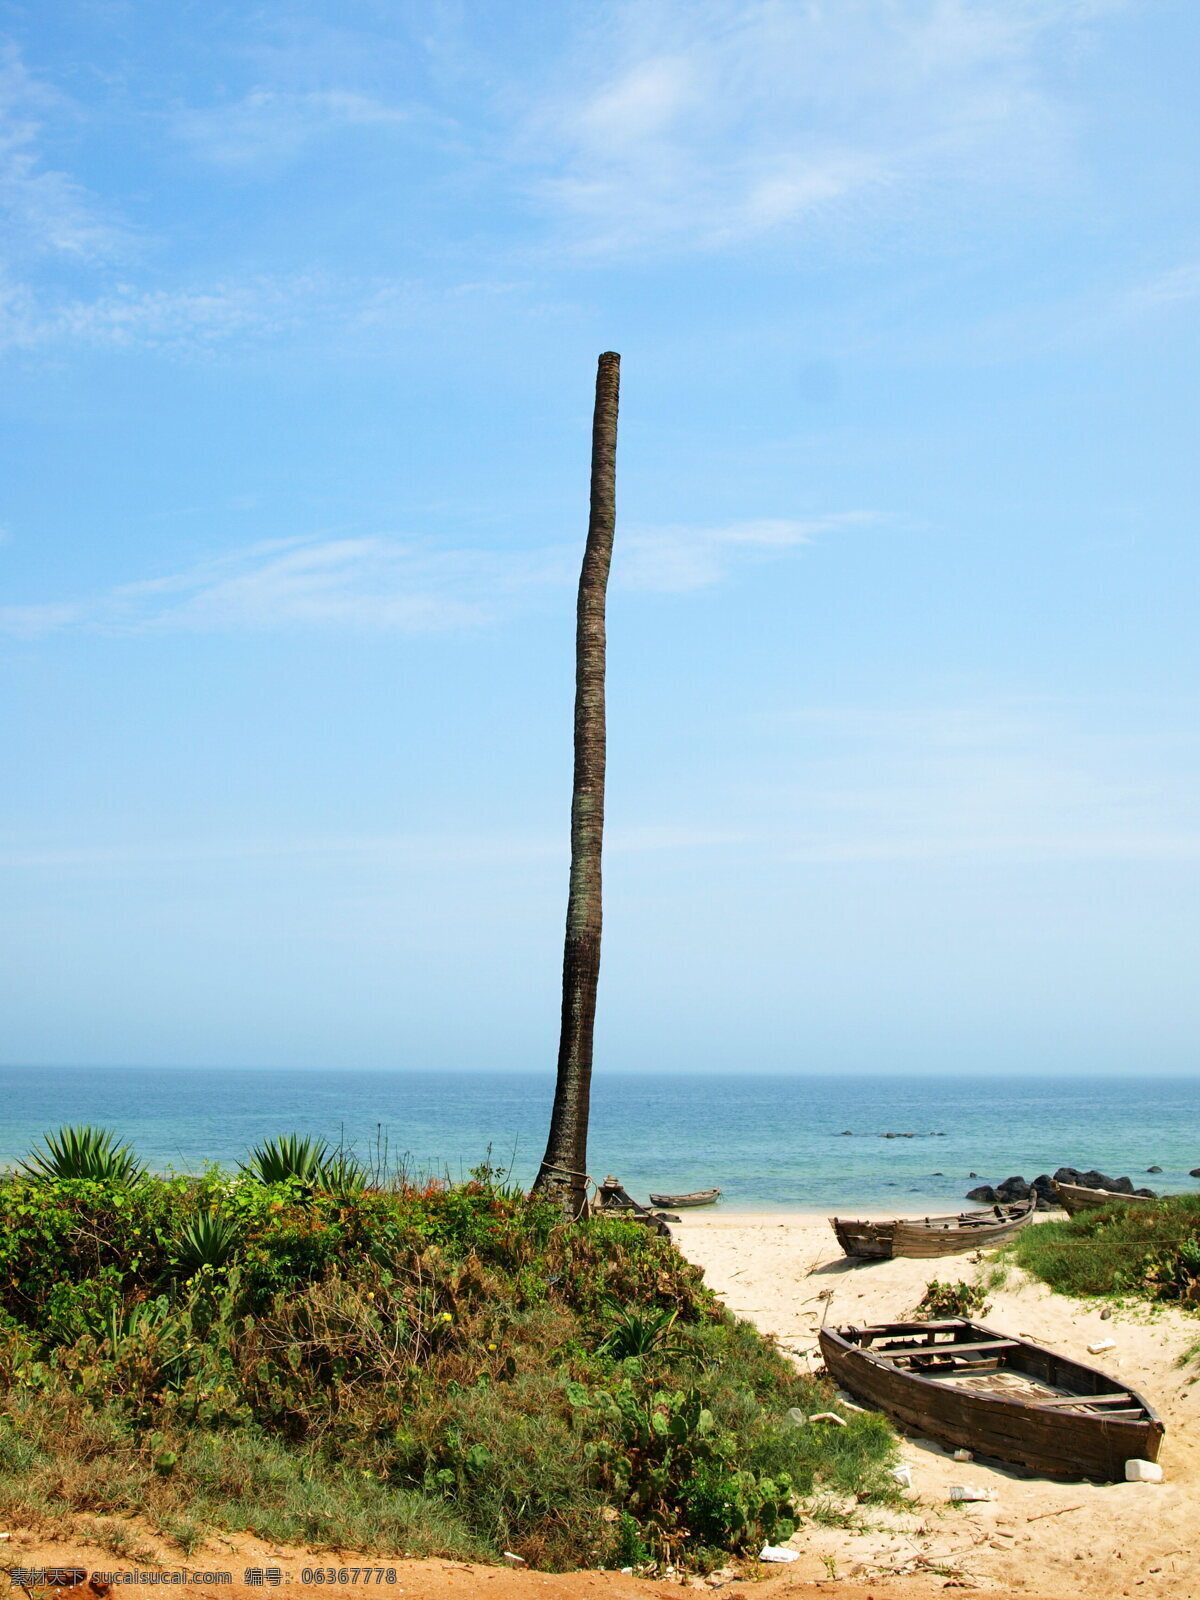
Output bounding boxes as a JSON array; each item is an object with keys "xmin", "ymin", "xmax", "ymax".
[
  {"xmin": 648, "ymin": 1187, "xmax": 720, "ymax": 1208},
  {"xmin": 831, "ymin": 1198, "xmax": 1035, "ymax": 1260},
  {"xmin": 1053, "ymin": 1180, "xmax": 1156, "ymax": 1216},
  {"xmin": 594, "ymin": 1177, "xmax": 676, "ymax": 1234},
  {"xmin": 819, "ymin": 1318, "xmax": 1163, "ymax": 1480}
]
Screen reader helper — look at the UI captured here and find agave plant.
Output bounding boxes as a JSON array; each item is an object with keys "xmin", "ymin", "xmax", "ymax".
[
  {"xmin": 20, "ymin": 1125, "xmax": 144, "ymax": 1183},
  {"xmin": 241, "ymin": 1133, "xmax": 330, "ymax": 1186},
  {"xmin": 71, "ymin": 1294, "xmax": 175, "ymax": 1354},
  {"xmin": 319, "ymin": 1150, "xmax": 368, "ymax": 1196},
  {"xmin": 598, "ymin": 1301, "xmax": 684, "ymax": 1360},
  {"xmin": 171, "ymin": 1209, "xmax": 243, "ymax": 1273}
]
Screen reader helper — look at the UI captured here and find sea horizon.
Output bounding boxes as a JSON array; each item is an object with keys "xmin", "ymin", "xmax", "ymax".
[{"xmin": 1, "ymin": 1065, "xmax": 1196, "ymax": 1213}]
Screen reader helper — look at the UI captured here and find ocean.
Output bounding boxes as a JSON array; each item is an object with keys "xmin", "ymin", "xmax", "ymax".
[{"xmin": 2, "ymin": 1066, "xmax": 1198, "ymax": 1211}]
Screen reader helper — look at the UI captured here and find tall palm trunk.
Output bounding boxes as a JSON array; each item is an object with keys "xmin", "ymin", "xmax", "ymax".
[{"xmin": 534, "ymin": 351, "xmax": 620, "ymax": 1217}]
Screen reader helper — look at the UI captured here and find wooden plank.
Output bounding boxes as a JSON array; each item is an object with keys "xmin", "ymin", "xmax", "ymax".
[
  {"xmin": 872, "ymin": 1338, "xmax": 1019, "ymax": 1356},
  {"xmin": 1035, "ymin": 1392, "xmax": 1133, "ymax": 1408}
]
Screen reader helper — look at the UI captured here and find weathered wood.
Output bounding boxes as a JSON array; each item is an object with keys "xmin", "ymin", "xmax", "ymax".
[
  {"xmin": 647, "ymin": 1188, "xmax": 720, "ymax": 1208},
  {"xmin": 831, "ymin": 1199, "xmax": 1035, "ymax": 1261},
  {"xmin": 819, "ymin": 1318, "xmax": 1163, "ymax": 1480},
  {"xmin": 1035, "ymin": 1391, "xmax": 1132, "ymax": 1407},
  {"xmin": 1053, "ymin": 1181, "xmax": 1156, "ymax": 1216}
]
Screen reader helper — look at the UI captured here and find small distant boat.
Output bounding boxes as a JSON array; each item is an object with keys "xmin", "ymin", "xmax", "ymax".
[
  {"xmin": 831, "ymin": 1198, "xmax": 1035, "ymax": 1260},
  {"xmin": 648, "ymin": 1187, "xmax": 721, "ymax": 1208},
  {"xmin": 1053, "ymin": 1181, "xmax": 1156, "ymax": 1216},
  {"xmin": 819, "ymin": 1318, "xmax": 1163, "ymax": 1480}
]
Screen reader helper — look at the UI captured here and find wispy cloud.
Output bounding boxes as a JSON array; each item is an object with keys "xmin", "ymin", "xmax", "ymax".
[
  {"xmin": 0, "ymin": 44, "xmax": 126, "ymax": 262},
  {"xmin": 762, "ymin": 698, "xmax": 1200, "ymax": 865},
  {"xmin": 522, "ymin": 0, "xmax": 1122, "ymax": 255},
  {"xmin": 173, "ymin": 89, "xmax": 417, "ymax": 171},
  {"xmin": 0, "ymin": 271, "xmax": 527, "ymax": 356},
  {"xmin": 0, "ymin": 537, "xmax": 511, "ymax": 638},
  {"xmin": 0, "ymin": 513, "xmax": 870, "ymax": 637},
  {"xmin": 617, "ymin": 514, "xmax": 876, "ymax": 591}
]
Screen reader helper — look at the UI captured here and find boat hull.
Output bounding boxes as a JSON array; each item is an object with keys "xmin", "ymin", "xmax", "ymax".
[
  {"xmin": 648, "ymin": 1189, "xmax": 720, "ymax": 1208},
  {"xmin": 830, "ymin": 1199, "xmax": 1035, "ymax": 1260},
  {"xmin": 819, "ymin": 1320, "xmax": 1163, "ymax": 1481},
  {"xmin": 1054, "ymin": 1181, "xmax": 1155, "ymax": 1217}
]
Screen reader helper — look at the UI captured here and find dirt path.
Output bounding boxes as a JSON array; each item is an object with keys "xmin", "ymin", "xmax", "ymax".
[{"xmin": 0, "ymin": 1521, "xmax": 1069, "ymax": 1600}]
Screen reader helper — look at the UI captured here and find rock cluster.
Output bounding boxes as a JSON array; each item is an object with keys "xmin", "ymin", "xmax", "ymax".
[{"xmin": 964, "ymin": 1167, "xmax": 1158, "ymax": 1209}]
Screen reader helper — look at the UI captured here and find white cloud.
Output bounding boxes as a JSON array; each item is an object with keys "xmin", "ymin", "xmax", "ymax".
[
  {"xmin": 173, "ymin": 89, "xmax": 416, "ymax": 170},
  {"xmin": 618, "ymin": 514, "xmax": 876, "ymax": 591},
  {"xmin": 0, "ymin": 45, "xmax": 126, "ymax": 262},
  {"xmin": 522, "ymin": 0, "xmax": 1122, "ymax": 255},
  {"xmin": 0, "ymin": 512, "xmax": 869, "ymax": 637},
  {"xmin": 0, "ymin": 537, "xmax": 499, "ymax": 638}
]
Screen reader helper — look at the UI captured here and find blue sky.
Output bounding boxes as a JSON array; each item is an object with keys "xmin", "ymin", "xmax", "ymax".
[{"xmin": 2, "ymin": 0, "xmax": 1199, "ymax": 1074}]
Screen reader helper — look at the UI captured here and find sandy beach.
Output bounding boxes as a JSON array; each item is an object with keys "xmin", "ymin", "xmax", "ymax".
[{"xmin": 671, "ymin": 1209, "xmax": 1199, "ymax": 1598}]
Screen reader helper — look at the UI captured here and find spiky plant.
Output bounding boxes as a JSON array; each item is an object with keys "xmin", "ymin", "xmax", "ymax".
[
  {"xmin": 598, "ymin": 1301, "xmax": 683, "ymax": 1360},
  {"xmin": 20, "ymin": 1125, "xmax": 144, "ymax": 1183},
  {"xmin": 319, "ymin": 1151, "xmax": 368, "ymax": 1196},
  {"xmin": 171, "ymin": 1209, "xmax": 242, "ymax": 1273},
  {"xmin": 241, "ymin": 1133, "xmax": 330, "ymax": 1186}
]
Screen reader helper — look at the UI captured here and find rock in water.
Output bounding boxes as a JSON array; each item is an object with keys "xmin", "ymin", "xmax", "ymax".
[
  {"xmin": 966, "ymin": 1185, "xmax": 999, "ymax": 1202},
  {"xmin": 994, "ymin": 1176, "xmax": 1032, "ymax": 1202}
]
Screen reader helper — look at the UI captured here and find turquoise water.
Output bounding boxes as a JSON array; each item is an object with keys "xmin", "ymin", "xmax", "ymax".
[{"xmin": 1, "ymin": 1067, "xmax": 1197, "ymax": 1211}]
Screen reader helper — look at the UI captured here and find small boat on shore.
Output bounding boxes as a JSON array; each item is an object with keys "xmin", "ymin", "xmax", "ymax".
[
  {"xmin": 819, "ymin": 1318, "xmax": 1163, "ymax": 1480},
  {"xmin": 1053, "ymin": 1180, "xmax": 1156, "ymax": 1216},
  {"xmin": 831, "ymin": 1198, "xmax": 1035, "ymax": 1260},
  {"xmin": 648, "ymin": 1187, "xmax": 720, "ymax": 1208}
]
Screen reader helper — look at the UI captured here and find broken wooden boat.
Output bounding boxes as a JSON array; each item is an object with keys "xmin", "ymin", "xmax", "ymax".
[
  {"xmin": 819, "ymin": 1318, "xmax": 1163, "ymax": 1480},
  {"xmin": 830, "ymin": 1197, "xmax": 1035, "ymax": 1260},
  {"xmin": 1053, "ymin": 1180, "xmax": 1156, "ymax": 1216},
  {"xmin": 647, "ymin": 1187, "xmax": 720, "ymax": 1208},
  {"xmin": 594, "ymin": 1176, "xmax": 676, "ymax": 1235}
]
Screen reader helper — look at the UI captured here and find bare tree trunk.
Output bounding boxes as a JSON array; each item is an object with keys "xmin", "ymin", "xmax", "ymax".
[{"xmin": 533, "ymin": 351, "xmax": 620, "ymax": 1217}]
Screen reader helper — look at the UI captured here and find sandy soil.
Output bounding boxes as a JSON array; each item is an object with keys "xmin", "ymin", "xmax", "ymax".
[{"xmin": 670, "ymin": 1209, "xmax": 1200, "ymax": 1600}]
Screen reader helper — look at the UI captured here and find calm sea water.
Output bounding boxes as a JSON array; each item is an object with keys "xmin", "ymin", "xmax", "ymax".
[{"xmin": 1, "ymin": 1067, "xmax": 1197, "ymax": 1211}]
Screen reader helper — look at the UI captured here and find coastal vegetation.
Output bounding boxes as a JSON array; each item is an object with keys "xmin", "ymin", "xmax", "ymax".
[
  {"xmin": 0, "ymin": 1128, "xmax": 897, "ymax": 1571},
  {"xmin": 1009, "ymin": 1194, "xmax": 1200, "ymax": 1308}
]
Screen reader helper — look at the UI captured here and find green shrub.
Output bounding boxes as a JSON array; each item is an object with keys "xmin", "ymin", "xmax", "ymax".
[
  {"xmin": 0, "ymin": 1146, "xmax": 899, "ymax": 1570},
  {"xmin": 914, "ymin": 1279, "xmax": 990, "ymax": 1320},
  {"xmin": 1009, "ymin": 1194, "xmax": 1200, "ymax": 1306}
]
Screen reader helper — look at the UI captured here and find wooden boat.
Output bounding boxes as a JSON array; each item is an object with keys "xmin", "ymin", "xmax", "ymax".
[
  {"xmin": 647, "ymin": 1188, "xmax": 720, "ymax": 1208},
  {"xmin": 819, "ymin": 1318, "xmax": 1163, "ymax": 1480},
  {"xmin": 831, "ymin": 1198, "xmax": 1035, "ymax": 1260},
  {"xmin": 1053, "ymin": 1180, "xmax": 1156, "ymax": 1216},
  {"xmin": 594, "ymin": 1176, "xmax": 676, "ymax": 1235}
]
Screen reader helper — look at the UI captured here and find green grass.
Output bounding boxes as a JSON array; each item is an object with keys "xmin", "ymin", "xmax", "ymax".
[
  {"xmin": 1008, "ymin": 1194, "xmax": 1200, "ymax": 1306},
  {"xmin": 0, "ymin": 1140, "xmax": 899, "ymax": 1572}
]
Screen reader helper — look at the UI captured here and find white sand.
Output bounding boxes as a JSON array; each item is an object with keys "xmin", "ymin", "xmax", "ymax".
[{"xmin": 674, "ymin": 1209, "xmax": 1200, "ymax": 1599}]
